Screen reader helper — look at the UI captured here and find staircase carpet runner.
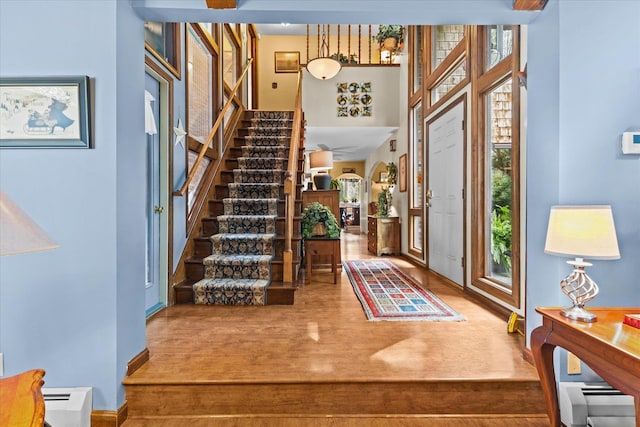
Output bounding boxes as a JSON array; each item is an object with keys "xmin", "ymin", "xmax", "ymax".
[{"xmin": 193, "ymin": 111, "xmax": 293, "ymax": 306}]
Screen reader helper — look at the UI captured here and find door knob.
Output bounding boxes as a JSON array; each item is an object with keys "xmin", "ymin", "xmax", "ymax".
[{"xmin": 154, "ymin": 205, "xmax": 164, "ymax": 214}]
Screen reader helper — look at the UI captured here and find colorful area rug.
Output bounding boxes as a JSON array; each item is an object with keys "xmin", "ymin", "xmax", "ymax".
[{"xmin": 343, "ymin": 259, "xmax": 466, "ymax": 322}]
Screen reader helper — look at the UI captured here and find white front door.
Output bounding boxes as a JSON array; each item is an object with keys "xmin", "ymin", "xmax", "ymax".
[{"xmin": 427, "ymin": 99, "xmax": 465, "ymax": 286}]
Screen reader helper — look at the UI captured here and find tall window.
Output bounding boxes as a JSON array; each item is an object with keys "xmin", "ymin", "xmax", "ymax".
[
  {"xmin": 144, "ymin": 22, "xmax": 180, "ymax": 79},
  {"xmin": 432, "ymin": 25, "xmax": 465, "ymax": 70},
  {"xmin": 471, "ymin": 26, "xmax": 521, "ymax": 309},
  {"xmin": 186, "ymin": 24, "xmax": 218, "ymax": 214},
  {"xmin": 486, "ymin": 25, "xmax": 513, "ymax": 71},
  {"xmin": 486, "ymin": 79, "xmax": 513, "ymax": 286},
  {"xmin": 409, "ymin": 101, "xmax": 424, "ymax": 257}
]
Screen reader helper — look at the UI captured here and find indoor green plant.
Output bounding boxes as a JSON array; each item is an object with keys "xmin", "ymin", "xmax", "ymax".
[
  {"xmin": 386, "ymin": 162, "xmax": 397, "ymax": 186},
  {"xmin": 373, "ymin": 25, "xmax": 405, "ymax": 51},
  {"xmin": 329, "ymin": 178, "xmax": 342, "ymax": 191},
  {"xmin": 301, "ymin": 202, "xmax": 341, "ymax": 239},
  {"xmin": 377, "ymin": 187, "xmax": 392, "ymax": 217},
  {"xmin": 329, "ymin": 52, "xmax": 358, "ymax": 64}
]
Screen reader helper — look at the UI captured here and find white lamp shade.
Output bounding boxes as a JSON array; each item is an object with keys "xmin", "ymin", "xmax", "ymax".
[
  {"xmin": 544, "ymin": 205, "xmax": 620, "ymax": 260},
  {"xmin": 0, "ymin": 190, "xmax": 58, "ymax": 256},
  {"xmin": 309, "ymin": 150, "xmax": 333, "ymax": 170},
  {"xmin": 306, "ymin": 57, "xmax": 342, "ymax": 81}
]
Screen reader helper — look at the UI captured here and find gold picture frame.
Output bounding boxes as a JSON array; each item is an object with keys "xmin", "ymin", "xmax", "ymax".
[
  {"xmin": 399, "ymin": 154, "xmax": 407, "ymax": 192},
  {"xmin": 274, "ymin": 51, "xmax": 300, "ymax": 73}
]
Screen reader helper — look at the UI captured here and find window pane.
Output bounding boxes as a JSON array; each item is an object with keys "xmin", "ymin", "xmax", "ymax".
[
  {"xmin": 187, "ymin": 26, "xmax": 214, "ymax": 145},
  {"xmin": 223, "ymin": 29, "xmax": 238, "ymax": 87},
  {"xmin": 412, "ymin": 216, "xmax": 423, "ymax": 251},
  {"xmin": 144, "ymin": 22, "xmax": 178, "ymax": 69},
  {"xmin": 413, "ymin": 27, "xmax": 423, "ymax": 93},
  {"xmin": 432, "ymin": 25, "xmax": 464, "ymax": 70},
  {"xmin": 485, "ymin": 79, "xmax": 513, "ymax": 287},
  {"xmin": 198, "ymin": 23, "xmax": 213, "ymax": 37},
  {"xmin": 431, "ymin": 58, "xmax": 467, "ymax": 104},
  {"xmin": 411, "ymin": 102, "xmax": 423, "ymax": 209},
  {"xmin": 486, "ymin": 25, "xmax": 513, "ymax": 71},
  {"xmin": 187, "ymin": 151, "xmax": 211, "ymax": 212}
]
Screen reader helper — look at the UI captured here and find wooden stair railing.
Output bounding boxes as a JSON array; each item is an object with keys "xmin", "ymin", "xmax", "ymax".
[
  {"xmin": 174, "ymin": 58, "xmax": 253, "ymax": 197},
  {"xmin": 283, "ymin": 70, "xmax": 304, "ymax": 285}
]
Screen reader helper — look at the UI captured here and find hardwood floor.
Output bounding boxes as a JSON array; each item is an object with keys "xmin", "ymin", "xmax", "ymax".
[{"xmin": 122, "ymin": 232, "xmax": 547, "ymax": 426}]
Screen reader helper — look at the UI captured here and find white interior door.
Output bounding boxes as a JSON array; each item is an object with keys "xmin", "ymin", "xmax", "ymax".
[{"xmin": 427, "ymin": 100, "xmax": 465, "ymax": 286}]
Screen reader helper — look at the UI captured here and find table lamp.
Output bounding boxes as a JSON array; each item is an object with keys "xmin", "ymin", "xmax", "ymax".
[
  {"xmin": 309, "ymin": 150, "xmax": 333, "ymax": 190},
  {"xmin": 544, "ymin": 205, "xmax": 620, "ymax": 322},
  {"xmin": 1, "ymin": 190, "xmax": 58, "ymax": 256}
]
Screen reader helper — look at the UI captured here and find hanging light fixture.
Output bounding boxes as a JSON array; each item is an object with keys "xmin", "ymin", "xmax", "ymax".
[{"xmin": 306, "ymin": 25, "xmax": 341, "ymax": 80}]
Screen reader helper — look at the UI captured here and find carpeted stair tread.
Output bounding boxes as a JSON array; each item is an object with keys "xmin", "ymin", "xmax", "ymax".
[
  {"xmin": 222, "ymin": 198, "xmax": 278, "ymax": 216},
  {"xmin": 242, "ymin": 135, "xmax": 289, "ymax": 146},
  {"xmin": 241, "ymin": 146, "xmax": 286, "ymax": 157},
  {"xmin": 193, "ymin": 278, "xmax": 270, "ymax": 305},
  {"xmin": 203, "ymin": 254, "xmax": 273, "ymax": 280},
  {"xmin": 227, "ymin": 183, "xmax": 280, "ymax": 199},
  {"xmin": 203, "ymin": 253, "xmax": 274, "ymax": 263},
  {"xmin": 217, "ymin": 215, "xmax": 277, "ymax": 234},
  {"xmin": 237, "ymin": 157, "xmax": 287, "ymax": 170},
  {"xmin": 211, "ymin": 233, "xmax": 275, "ymax": 256},
  {"xmin": 232, "ymin": 169, "xmax": 285, "ymax": 184}
]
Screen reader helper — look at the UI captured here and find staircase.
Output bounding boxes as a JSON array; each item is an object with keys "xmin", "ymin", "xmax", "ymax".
[{"xmin": 175, "ymin": 110, "xmax": 303, "ymax": 305}]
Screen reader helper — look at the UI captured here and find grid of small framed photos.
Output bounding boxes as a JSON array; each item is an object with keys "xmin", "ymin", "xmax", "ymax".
[{"xmin": 337, "ymin": 82, "xmax": 372, "ymax": 118}]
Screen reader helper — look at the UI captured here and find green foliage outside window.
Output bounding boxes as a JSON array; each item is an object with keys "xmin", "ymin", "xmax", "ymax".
[{"xmin": 491, "ymin": 149, "xmax": 512, "ymax": 273}]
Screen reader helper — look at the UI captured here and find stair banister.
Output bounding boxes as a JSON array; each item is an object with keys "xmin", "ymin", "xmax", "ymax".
[
  {"xmin": 174, "ymin": 58, "xmax": 254, "ymax": 196},
  {"xmin": 283, "ymin": 70, "xmax": 303, "ymax": 284}
]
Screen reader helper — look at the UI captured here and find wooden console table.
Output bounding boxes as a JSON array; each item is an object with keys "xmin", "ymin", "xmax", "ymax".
[
  {"xmin": 304, "ymin": 238, "xmax": 340, "ymax": 284},
  {"xmin": 531, "ymin": 307, "xmax": 640, "ymax": 427}
]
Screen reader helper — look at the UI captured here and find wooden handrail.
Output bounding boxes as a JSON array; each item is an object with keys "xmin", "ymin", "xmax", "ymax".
[
  {"xmin": 174, "ymin": 58, "xmax": 254, "ymax": 196},
  {"xmin": 282, "ymin": 70, "xmax": 303, "ymax": 284}
]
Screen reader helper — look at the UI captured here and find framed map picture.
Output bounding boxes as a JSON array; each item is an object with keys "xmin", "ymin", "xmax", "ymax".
[{"xmin": 0, "ymin": 76, "xmax": 91, "ymax": 148}]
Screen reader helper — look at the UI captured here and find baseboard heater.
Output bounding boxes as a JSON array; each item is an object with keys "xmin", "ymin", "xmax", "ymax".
[
  {"xmin": 42, "ymin": 387, "xmax": 92, "ymax": 427},
  {"xmin": 559, "ymin": 382, "xmax": 635, "ymax": 427}
]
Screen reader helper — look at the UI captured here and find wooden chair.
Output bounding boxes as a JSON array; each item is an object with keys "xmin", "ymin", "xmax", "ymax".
[{"xmin": 0, "ymin": 369, "xmax": 46, "ymax": 427}]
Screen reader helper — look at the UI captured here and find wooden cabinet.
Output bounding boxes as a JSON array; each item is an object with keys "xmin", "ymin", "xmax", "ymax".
[
  {"xmin": 302, "ymin": 190, "xmax": 340, "ymax": 221},
  {"xmin": 368, "ymin": 216, "xmax": 400, "ymax": 256},
  {"xmin": 302, "ymin": 190, "xmax": 341, "ymax": 267}
]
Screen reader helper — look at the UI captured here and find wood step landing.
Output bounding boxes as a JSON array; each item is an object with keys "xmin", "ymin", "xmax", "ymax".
[
  {"xmin": 122, "ymin": 378, "xmax": 546, "ymax": 422},
  {"xmin": 122, "ymin": 415, "xmax": 549, "ymax": 427}
]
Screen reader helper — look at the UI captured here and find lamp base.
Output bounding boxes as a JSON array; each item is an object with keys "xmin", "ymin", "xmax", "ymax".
[
  {"xmin": 561, "ymin": 305, "xmax": 597, "ymax": 322},
  {"xmin": 313, "ymin": 173, "xmax": 331, "ymax": 190},
  {"xmin": 559, "ymin": 258, "xmax": 599, "ymax": 322}
]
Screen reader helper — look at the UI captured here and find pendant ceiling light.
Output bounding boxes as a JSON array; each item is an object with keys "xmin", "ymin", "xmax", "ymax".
[{"xmin": 306, "ymin": 25, "xmax": 341, "ymax": 80}]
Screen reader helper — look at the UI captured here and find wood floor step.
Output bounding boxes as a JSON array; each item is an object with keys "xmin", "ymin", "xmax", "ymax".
[
  {"xmin": 122, "ymin": 379, "xmax": 546, "ymax": 418},
  {"xmin": 122, "ymin": 414, "xmax": 548, "ymax": 426}
]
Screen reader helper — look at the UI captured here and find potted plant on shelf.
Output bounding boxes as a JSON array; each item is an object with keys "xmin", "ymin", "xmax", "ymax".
[
  {"xmin": 386, "ymin": 162, "xmax": 397, "ymax": 186},
  {"xmin": 301, "ymin": 202, "xmax": 341, "ymax": 239},
  {"xmin": 377, "ymin": 187, "xmax": 392, "ymax": 218},
  {"xmin": 329, "ymin": 52, "xmax": 358, "ymax": 64},
  {"xmin": 373, "ymin": 25, "xmax": 405, "ymax": 52}
]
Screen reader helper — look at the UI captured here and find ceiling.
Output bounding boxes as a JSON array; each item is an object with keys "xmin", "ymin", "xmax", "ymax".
[{"xmin": 305, "ymin": 126, "xmax": 398, "ymax": 162}]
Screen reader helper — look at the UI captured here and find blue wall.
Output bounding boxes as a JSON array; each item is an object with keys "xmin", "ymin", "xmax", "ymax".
[
  {"xmin": 0, "ymin": 0, "xmax": 146, "ymax": 409},
  {"xmin": 1, "ymin": 0, "xmax": 638, "ymax": 413},
  {"xmin": 525, "ymin": 0, "xmax": 640, "ymax": 378},
  {"xmin": 526, "ymin": 0, "xmax": 640, "ymax": 319}
]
